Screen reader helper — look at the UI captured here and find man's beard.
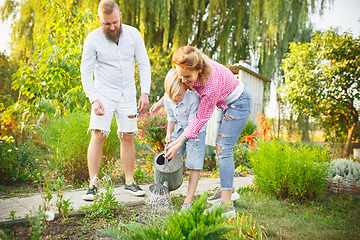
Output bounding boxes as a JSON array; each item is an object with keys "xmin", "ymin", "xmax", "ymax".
[{"xmin": 103, "ymin": 24, "xmax": 122, "ymax": 43}]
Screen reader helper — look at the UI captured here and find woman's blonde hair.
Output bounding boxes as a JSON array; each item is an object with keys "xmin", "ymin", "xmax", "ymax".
[
  {"xmin": 164, "ymin": 68, "xmax": 185, "ymax": 103},
  {"xmin": 172, "ymin": 46, "xmax": 212, "ymax": 85}
]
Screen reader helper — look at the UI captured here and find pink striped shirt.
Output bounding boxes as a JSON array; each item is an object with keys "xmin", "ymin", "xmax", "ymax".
[{"xmin": 184, "ymin": 59, "xmax": 240, "ymax": 139}]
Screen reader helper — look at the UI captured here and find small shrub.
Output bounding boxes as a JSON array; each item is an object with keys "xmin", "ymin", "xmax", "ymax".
[
  {"xmin": 101, "ymin": 194, "xmax": 234, "ymax": 239},
  {"xmin": 0, "ymin": 140, "xmax": 43, "ymax": 185},
  {"xmin": 233, "ymin": 143, "xmax": 251, "ymax": 168},
  {"xmin": 45, "ymin": 111, "xmax": 119, "ymax": 185},
  {"xmin": 249, "ymin": 139, "xmax": 331, "ymax": 201},
  {"xmin": 328, "ymin": 158, "xmax": 360, "ymax": 180}
]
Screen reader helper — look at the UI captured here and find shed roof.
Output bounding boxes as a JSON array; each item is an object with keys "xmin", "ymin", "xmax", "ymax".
[{"xmin": 227, "ymin": 64, "xmax": 271, "ymax": 83}]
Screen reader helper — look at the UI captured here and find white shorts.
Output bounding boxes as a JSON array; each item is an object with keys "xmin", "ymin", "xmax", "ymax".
[{"xmin": 89, "ymin": 94, "xmax": 138, "ymax": 136}]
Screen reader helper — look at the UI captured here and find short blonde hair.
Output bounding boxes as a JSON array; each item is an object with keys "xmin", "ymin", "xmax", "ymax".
[
  {"xmin": 172, "ymin": 46, "xmax": 213, "ymax": 85},
  {"xmin": 98, "ymin": 0, "xmax": 119, "ymax": 15},
  {"xmin": 164, "ymin": 68, "xmax": 185, "ymax": 103}
]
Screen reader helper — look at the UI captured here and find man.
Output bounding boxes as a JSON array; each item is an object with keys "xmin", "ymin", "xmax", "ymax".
[{"xmin": 81, "ymin": 0, "xmax": 151, "ymax": 200}]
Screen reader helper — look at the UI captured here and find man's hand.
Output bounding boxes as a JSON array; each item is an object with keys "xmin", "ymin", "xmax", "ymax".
[
  {"xmin": 92, "ymin": 100, "xmax": 105, "ymax": 116},
  {"xmin": 138, "ymin": 93, "xmax": 149, "ymax": 113}
]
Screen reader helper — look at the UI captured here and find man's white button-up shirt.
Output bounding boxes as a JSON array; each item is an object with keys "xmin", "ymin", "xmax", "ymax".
[{"xmin": 81, "ymin": 24, "xmax": 151, "ymax": 104}]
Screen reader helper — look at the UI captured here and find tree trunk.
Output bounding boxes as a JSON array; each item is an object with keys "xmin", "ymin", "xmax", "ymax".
[
  {"xmin": 277, "ymin": 99, "xmax": 281, "ymax": 138},
  {"xmin": 343, "ymin": 122, "xmax": 357, "ymax": 157}
]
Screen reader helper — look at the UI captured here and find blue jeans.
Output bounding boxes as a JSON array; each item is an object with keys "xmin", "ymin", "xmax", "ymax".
[
  {"xmin": 215, "ymin": 84, "xmax": 253, "ymax": 191},
  {"xmin": 172, "ymin": 128, "xmax": 206, "ymax": 170}
]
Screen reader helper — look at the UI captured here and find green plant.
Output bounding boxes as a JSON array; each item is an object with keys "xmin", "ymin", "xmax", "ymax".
[
  {"xmin": 136, "ymin": 108, "xmax": 167, "ymax": 153},
  {"xmin": 41, "ymin": 179, "xmax": 53, "ymax": 212},
  {"xmin": 81, "ymin": 175, "xmax": 119, "ymax": 220},
  {"xmin": 233, "ymin": 143, "xmax": 251, "ymax": 168},
  {"xmin": 45, "ymin": 111, "xmax": 119, "ymax": 185},
  {"xmin": 237, "ymin": 119, "xmax": 257, "ymax": 143},
  {"xmin": 0, "ymin": 140, "xmax": 43, "ymax": 185},
  {"xmin": 328, "ymin": 158, "xmax": 360, "ymax": 180},
  {"xmin": 26, "ymin": 205, "xmax": 47, "ymax": 239},
  {"xmin": 101, "ymin": 194, "xmax": 234, "ymax": 239},
  {"xmin": 225, "ymin": 213, "xmax": 268, "ymax": 240},
  {"xmin": 53, "ymin": 176, "xmax": 74, "ymax": 218},
  {"xmin": 249, "ymin": 139, "xmax": 331, "ymax": 201},
  {"xmin": 11, "ymin": 0, "xmax": 94, "ymax": 120},
  {"xmin": 133, "ymin": 164, "xmax": 153, "ymax": 184}
]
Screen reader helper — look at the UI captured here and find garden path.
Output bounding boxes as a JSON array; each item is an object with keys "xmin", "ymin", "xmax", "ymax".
[{"xmin": 0, "ymin": 175, "xmax": 254, "ymax": 223}]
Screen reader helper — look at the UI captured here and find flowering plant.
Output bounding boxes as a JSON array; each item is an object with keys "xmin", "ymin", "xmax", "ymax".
[
  {"xmin": 241, "ymin": 112, "xmax": 273, "ymax": 149},
  {"xmin": 137, "ymin": 108, "xmax": 167, "ymax": 152}
]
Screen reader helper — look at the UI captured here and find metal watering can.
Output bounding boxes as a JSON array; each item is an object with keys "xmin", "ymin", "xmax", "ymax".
[{"xmin": 149, "ymin": 151, "xmax": 183, "ymax": 195}]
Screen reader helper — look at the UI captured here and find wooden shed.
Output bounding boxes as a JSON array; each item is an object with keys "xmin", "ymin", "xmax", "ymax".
[{"xmin": 205, "ymin": 62, "xmax": 271, "ymax": 146}]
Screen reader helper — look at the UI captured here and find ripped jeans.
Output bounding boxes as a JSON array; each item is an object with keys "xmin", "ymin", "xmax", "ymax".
[{"xmin": 215, "ymin": 84, "xmax": 253, "ymax": 191}]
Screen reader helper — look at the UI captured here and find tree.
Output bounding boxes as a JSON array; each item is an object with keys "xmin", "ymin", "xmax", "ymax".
[
  {"xmin": 281, "ymin": 29, "xmax": 360, "ymax": 157},
  {"xmin": 11, "ymin": 0, "xmax": 95, "ymax": 120},
  {"xmin": 2, "ymin": 0, "xmax": 329, "ymax": 78},
  {"xmin": 0, "ymin": 51, "xmax": 19, "ymax": 109}
]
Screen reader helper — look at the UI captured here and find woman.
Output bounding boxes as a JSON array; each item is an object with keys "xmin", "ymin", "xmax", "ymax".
[{"xmin": 150, "ymin": 46, "xmax": 253, "ymax": 217}]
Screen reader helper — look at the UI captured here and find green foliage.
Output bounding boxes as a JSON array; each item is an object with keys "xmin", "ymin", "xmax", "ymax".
[
  {"xmin": 238, "ymin": 119, "xmax": 257, "ymax": 144},
  {"xmin": 281, "ymin": 29, "xmax": 360, "ymax": 156},
  {"xmin": 249, "ymin": 139, "xmax": 331, "ymax": 201},
  {"xmin": 0, "ymin": 51, "xmax": 19, "ymax": 110},
  {"xmin": 45, "ymin": 111, "xmax": 119, "ymax": 185},
  {"xmin": 101, "ymin": 194, "xmax": 234, "ymax": 239},
  {"xmin": 328, "ymin": 158, "xmax": 360, "ymax": 181},
  {"xmin": 0, "ymin": 140, "xmax": 43, "ymax": 185},
  {"xmin": 11, "ymin": 0, "xmax": 95, "ymax": 121},
  {"xmin": 225, "ymin": 213, "xmax": 268, "ymax": 240},
  {"xmin": 233, "ymin": 143, "xmax": 251, "ymax": 168},
  {"xmin": 136, "ymin": 47, "xmax": 173, "ymax": 104},
  {"xmin": 136, "ymin": 108, "xmax": 167, "ymax": 153},
  {"xmin": 81, "ymin": 175, "xmax": 119, "ymax": 220},
  {"xmin": 26, "ymin": 205, "xmax": 47, "ymax": 240},
  {"xmin": 53, "ymin": 176, "xmax": 74, "ymax": 218},
  {"xmin": 2, "ymin": 0, "xmax": 327, "ymax": 82}
]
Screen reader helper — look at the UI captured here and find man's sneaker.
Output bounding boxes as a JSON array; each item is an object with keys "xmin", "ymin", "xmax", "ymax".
[
  {"xmin": 124, "ymin": 183, "xmax": 146, "ymax": 196},
  {"xmin": 83, "ymin": 185, "xmax": 98, "ymax": 201},
  {"xmin": 207, "ymin": 187, "xmax": 240, "ymax": 204},
  {"xmin": 204, "ymin": 199, "xmax": 236, "ymax": 218}
]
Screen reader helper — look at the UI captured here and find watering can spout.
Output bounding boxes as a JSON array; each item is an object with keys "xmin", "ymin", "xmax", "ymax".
[{"xmin": 163, "ymin": 181, "xmax": 169, "ymax": 189}]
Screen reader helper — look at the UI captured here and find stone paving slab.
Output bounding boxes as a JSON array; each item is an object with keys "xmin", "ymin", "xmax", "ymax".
[{"xmin": 0, "ymin": 175, "xmax": 253, "ymax": 222}]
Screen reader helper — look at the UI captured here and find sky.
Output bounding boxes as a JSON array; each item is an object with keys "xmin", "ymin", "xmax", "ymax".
[{"xmin": 0, "ymin": 0, "xmax": 359, "ymax": 53}]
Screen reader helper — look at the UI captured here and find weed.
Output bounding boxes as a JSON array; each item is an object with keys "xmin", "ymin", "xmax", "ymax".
[
  {"xmin": 26, "ymin": 205, "xmax": 47, "ymax": 239},
  {"xmin": 53, "ymin": 176, "xmax": 74, "ymax": 218},
  {"xmin": 81, "ymin": 175, "xmax": 119, "ymax": 220}
]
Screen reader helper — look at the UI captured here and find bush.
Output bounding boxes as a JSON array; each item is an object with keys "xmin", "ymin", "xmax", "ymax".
[
  {"xmin": 0, "ymin": 140, "xmax": 43, "ymax": 185},
  {"xmin": 101, "ymin": 194, "xmax": 234, "ymax": 239},
  {"xmin": 233, "ymin": 143, "xmax": 251, "ymax": 168},
  {"xmin": 249, "ymin": 139, "xmax": 331, "ymax": 201},
  {"xmin": 45, "ymin": 111, "xmax": 119, "ymax": 185},
  {"xmin": 328, "ymin": 158, "xmax": 360, "ymax": 181},
  {"xmin": 136, "ymin": 108, "xmax": 167, "ymax": 153}
]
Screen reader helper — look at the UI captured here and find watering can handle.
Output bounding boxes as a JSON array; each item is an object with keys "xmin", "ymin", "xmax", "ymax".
[{"xmin": 163, "ymin": 143, "xmax": 169, "ymax": 171}]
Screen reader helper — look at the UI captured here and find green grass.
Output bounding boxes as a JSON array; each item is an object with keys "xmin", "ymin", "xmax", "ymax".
[{"xmin": 235, "ymin": 187, "xmax": 360, "ymax": 239}]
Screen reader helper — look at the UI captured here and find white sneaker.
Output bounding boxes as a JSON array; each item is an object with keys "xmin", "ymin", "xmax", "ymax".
[
  {"xmin": 207, "ymin": 187, "xmax": 240, "ymax": 204},
  {"xmin": 204, "ymin": 199, "xmax": 236, "ymax": 218}
]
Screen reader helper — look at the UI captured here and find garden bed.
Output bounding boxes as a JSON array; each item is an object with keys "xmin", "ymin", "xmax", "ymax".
[{"xmin": 326, "ymin": 178, "xmax": 360, "ymax": 198}]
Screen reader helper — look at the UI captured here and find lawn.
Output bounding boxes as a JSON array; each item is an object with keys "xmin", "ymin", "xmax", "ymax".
[{"xmin": 1, "ymin": 185, "xmax": 359, "ymax": 239}]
